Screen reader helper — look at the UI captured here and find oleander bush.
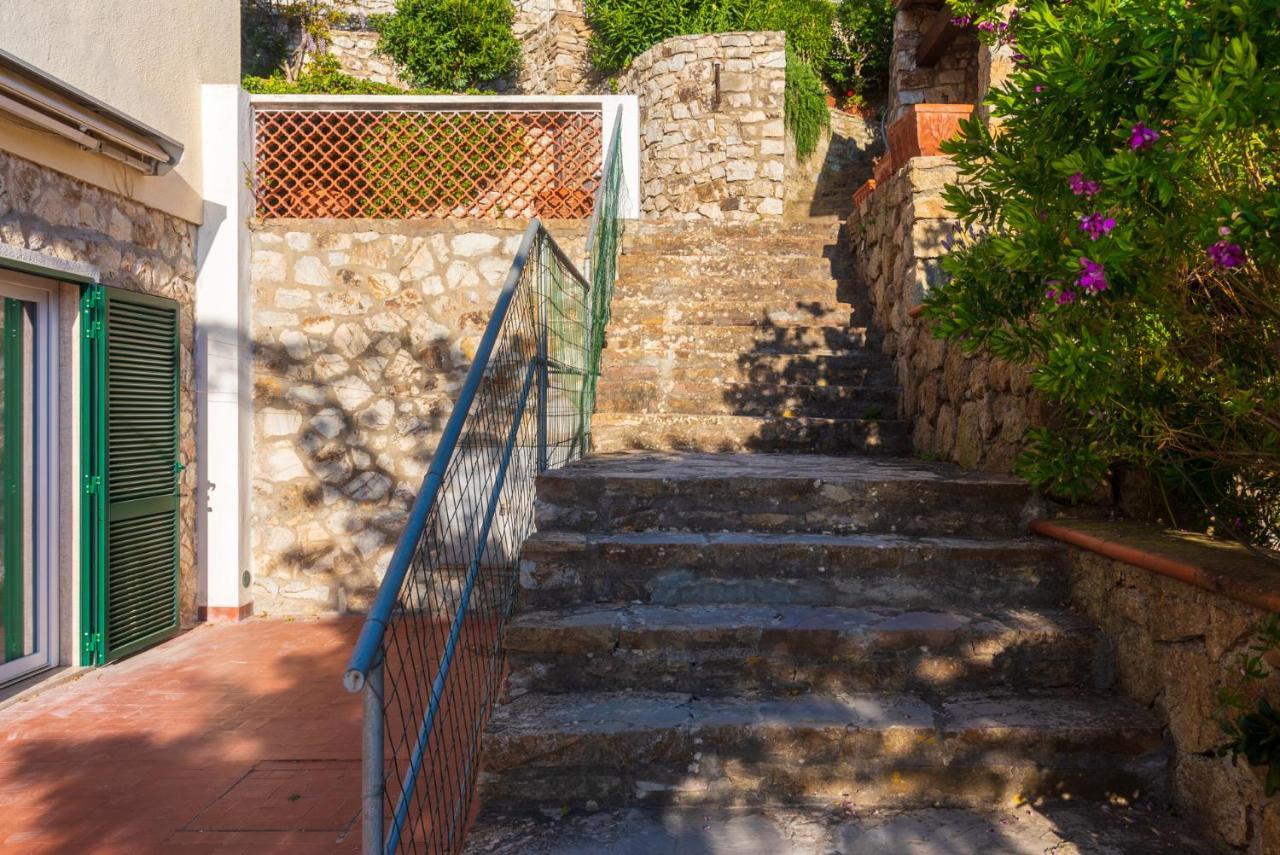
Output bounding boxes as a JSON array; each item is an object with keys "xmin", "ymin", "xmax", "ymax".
[
  {"xmin": 371, "ymin": 0, "xmax": 521, "ymax": 91},
  {"xmin": 926, "ymin": 0, "xmax": 1280, "ymax": 540}
]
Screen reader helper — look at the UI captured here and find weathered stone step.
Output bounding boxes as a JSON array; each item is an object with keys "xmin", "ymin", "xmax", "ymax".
[
  {"xmin": 612, "ymin": 275, "xmax": 850, "ymax": 304},
  {"xmin": 609, "ymin": 295, "xmax": 851, "ymax": 327},
  {"xmin": 478, "ymin": 690, "xmax": 1168, "ymax": 810},
  {"xmin": 504, "ymin": 603, "xmax": 1103, "ymax": 696},
  {"xmin": 622, "ymin": 232, "xmax": 840, "ymax": 256},
  {"xmin": 595, "ymin": 380, "xmax": 901, "ymax": 420},
  {"xmin": 589, "ymin": 413, "xmax": 909, "ymax": 455},
  {"xmin": 619, "ymin": 253, "xmax": 849, "ymax": 282},
  {"xmin": 604, "ymin": 352, "xmax": 897, "ymax": 387},
  {"xmin": 628, "ymin": 220, "xmax": 843, "ymax": 243},
  {"xmin": 535, "ymin": 452, "xmax": 1036, "ymax": 537},
  {"xmin": 464, "ymin": 804, "xmax": 1219, "ymax": 854},
  {"xmin": 517, "ymin": 531, "xmax": 1065, "ymax": 611},
  {"xmin": 605, "ymin": 324, "xmax": 870, "ymax": 355}
]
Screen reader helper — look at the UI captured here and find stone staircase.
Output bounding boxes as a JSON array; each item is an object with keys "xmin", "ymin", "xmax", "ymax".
[
  {"xmin": 592, "ymin": 221, "xmax": 911, "ymax": 455},
  {"xmin": 464, "ymin": 222, "xmax": 1218, "ymax": 853}
]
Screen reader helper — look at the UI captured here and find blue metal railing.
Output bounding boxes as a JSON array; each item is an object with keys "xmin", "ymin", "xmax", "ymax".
[{"xmin": 343, "ymin": 109, "xmax": 626, "ymax": 854}]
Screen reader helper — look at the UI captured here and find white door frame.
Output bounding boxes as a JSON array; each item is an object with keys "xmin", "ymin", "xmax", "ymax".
[{"xmin": 0, "ymin": 269, "xmax": 60, "ymax": 686}]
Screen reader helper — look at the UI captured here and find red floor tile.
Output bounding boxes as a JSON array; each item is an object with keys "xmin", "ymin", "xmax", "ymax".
[{"xmin": 0, "ymin": 617, "xmax": 362, "ymax": 854}]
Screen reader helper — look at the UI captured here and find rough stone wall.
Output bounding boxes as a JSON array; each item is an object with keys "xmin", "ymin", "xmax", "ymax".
[
  {"xmin": 888, "ymin": 7, "xmax": 980, "ymax": 122},
  {"xmin": 328, "ymin": 28, "xmax": 409, "ymax": 89},
  {"xmin": 618, "ymin": 31, "xmax": 787, "ymax": 221},
  {"xmin": 248, "ymin": 219, "xmax": 584, "ymax": 615},
  {"xmin": 517, "ymin": 9, "xmax": 599, "ymax": 95},
  {"xmin": 848, "ymin": 156, "xmax": 1039, "ymax": 473},
  {"xmin": 0, "ymin": 150, "xmax": 199, "ymax": 623},
  {"xmin": 1067, "ymin": 551, "xmax": 1280, "ymax": 852}
]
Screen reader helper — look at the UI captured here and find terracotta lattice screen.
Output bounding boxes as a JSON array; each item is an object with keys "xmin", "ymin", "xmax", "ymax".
[{"xmin": 253, "ymin": 108, "xmax": 604, "ymax": 219}]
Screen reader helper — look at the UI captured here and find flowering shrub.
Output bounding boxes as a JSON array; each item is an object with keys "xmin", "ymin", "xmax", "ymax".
[{"xmin": 925, "ymin": 0, "xmax": 1280, "ymax": 539}]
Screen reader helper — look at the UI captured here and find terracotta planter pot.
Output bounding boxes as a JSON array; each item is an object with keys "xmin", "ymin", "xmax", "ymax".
[
  {"xmin": 886, "ymin": 103, "xmax": 974, "ymax": 163},
  {"xmin": 825, "ymin": 94, "xmax": 838, "ymax": 108},
  {"xmin": 873, "ymin": 156, "xmax": 894, "ymax": 185}
]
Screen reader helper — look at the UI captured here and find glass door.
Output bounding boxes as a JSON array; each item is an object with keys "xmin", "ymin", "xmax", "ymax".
[{"xmin": 0, "ymin": 274, "xmax": 56, "ymax": 686}]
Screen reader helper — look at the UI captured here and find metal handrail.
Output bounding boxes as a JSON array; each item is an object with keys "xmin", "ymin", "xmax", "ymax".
[
  {"xmin": 343, "ymin": 220, "xmax": 580, "ymax": 694},
  {"xmin": 342, "ymin": 106, "xmax": 626, "ymax": 854}
]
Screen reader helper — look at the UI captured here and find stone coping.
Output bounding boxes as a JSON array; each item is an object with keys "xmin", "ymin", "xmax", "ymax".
[{"xmin": 1032, "ymin": 518, "xmax": 1280, "ymax": 613}]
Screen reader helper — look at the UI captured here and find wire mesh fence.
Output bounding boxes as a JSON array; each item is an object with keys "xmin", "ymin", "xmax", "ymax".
[
  {"xmin": 253, "ymin": 107, "xmax": 603, "ymax": 219},
  {"xmin": 344, "ymin": 110, "xmax": 626, "ymax": 854}
]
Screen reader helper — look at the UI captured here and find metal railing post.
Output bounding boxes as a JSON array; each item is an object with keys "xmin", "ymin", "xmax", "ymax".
[
  {"xmin": 362, "ymin": 653, "xmax": 385, "ymax": 855},
  {"xmin": 536, "ymin": 237, "xmax": 550, "ymax": 472}
]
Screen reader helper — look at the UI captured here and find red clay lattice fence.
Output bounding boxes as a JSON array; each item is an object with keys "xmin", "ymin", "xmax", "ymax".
[{"xmin": 253, "ymin": 108, "xmax": 604, "ymax": 220}]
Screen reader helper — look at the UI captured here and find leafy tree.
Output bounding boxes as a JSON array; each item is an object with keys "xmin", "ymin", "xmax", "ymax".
[{"xmin": 372, "ymin": 0, "xmax": 521, "ymax": 91}]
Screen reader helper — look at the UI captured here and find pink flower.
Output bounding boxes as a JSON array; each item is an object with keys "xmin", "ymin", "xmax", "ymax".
[
  {"xmin": 950, "ymin": 15, "xmax": 972, "ymax": 26},
  {"xmin": 1128, "ymin": 122, "xmax": 1159, "ymax": 150},
  {"xmin": 1045, "ymin": 279, "xmax": 1076, "ymax": 304},
  {"xmin": 1077, "ymin": 257, "xmax": 1108, "ymax": 293},
  {"xmin": 1068, "ymin": 172, "xmax": 1100, "ymax": 197},
  {"xmin": 1034, "ymin": 84, "xmax": 1044, "ymax": 93},
  {"xmin": 1079, "ymin": 212, "xmax": 1116, "ymax": 241},
  {"xmin": 1207, "ymin": 241, "xmax": 1245, "ymax": 268}
]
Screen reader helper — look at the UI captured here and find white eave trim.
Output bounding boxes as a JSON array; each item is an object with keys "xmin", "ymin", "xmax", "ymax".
[{"xmin": 0, "ymin": 49, "xmax": 182, "ymax": 175}]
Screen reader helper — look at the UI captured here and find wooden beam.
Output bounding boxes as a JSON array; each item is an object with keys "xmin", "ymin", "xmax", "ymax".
[{"xmin": 916, "ymin": 11, "xmax": 963, "ymax": 67}]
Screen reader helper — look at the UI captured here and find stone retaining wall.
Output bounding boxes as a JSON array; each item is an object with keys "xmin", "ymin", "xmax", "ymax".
[
  {"xmin": 248, "ymin": 219, "xmax": 584, "ymax": 615},
  {"xmin": 328, "ymin": 0, "xmax": 597, "ymax": 95},
  {"xmin": 617, "ymin": 31, "xmax": 787, "ymax": 221},
  {"xmin": 328, "ymin": 28, "xmax": 409, "ymax": 89},
  {"xmin": 1067, "ymin": 550, "xmax": 1280, "ymax": 852},
  {"xmin": 0, "ymin": 150, "xmax": 200, "ymax": 624},
  {"xmin": 847, "ymin": 156, "xmax": 1039, "ymax": 472}
]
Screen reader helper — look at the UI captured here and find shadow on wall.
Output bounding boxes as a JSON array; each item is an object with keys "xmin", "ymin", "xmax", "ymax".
[{"xmin": 249, "ymin": 321, "xmax": 459, "ymax": 615}]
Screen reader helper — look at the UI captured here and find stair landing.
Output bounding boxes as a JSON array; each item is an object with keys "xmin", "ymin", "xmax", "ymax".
[{"xmin": 465, "ymin": 804, "xmax": 1218, "ymax": 854}]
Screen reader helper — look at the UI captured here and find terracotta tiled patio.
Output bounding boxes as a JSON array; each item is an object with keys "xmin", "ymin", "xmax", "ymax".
[{"xmin": 0, "ymin": 617, "xmax": 363, "ymax": 854}]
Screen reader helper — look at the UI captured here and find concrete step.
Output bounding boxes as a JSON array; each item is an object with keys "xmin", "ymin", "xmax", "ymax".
[
  {"xmin": 594, "ymin": 380, "xmax": 901, "ymax": 420},
  {"xmin": 464, "ymin": 804, "xmax": 1219, "ymax": 854},
  {"xmin": 609, "ymin": 295, "xmax": 852, "ymax": 327},
  {"xmin": 603, "ymin": 352, "xmax": 897, "ymax": 387},
  {"xmin": 478, "ymin": 690, "xmax": 1168, "ymax": 811},
  {"xmin": 517, "ymin": 531, "xmax": 1065, "ymax": 612},
  {"xmin": 619, "ymin": 253, "xmax": 849, "ymax": 282},
  {"xmin": 535, "ymin": 452, "xmax": 1036, "ymax": 537},
  {"xmin": 504, "ymin": 603, "xmax": 1104, "ymax": 696},
  {"xmin": 589, "ymin": 412, "xmax": 910, "ymax": 455}
]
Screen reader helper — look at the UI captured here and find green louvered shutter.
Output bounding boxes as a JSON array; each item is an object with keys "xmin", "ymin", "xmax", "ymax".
[{"xmin": 83, "ymin": 286, "xmax": 181, "ymax": 663}]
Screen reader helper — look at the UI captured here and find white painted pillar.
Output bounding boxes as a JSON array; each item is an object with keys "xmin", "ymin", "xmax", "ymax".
[
  {"xmin": 598, "ymin": 95, "xmax": 641, "ymax": 219},
  {"xmin": 194, "ymin": 84, "xmax": 254, "ymax": 621}
]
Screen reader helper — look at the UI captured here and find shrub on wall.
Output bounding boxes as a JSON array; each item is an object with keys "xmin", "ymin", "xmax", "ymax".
[
  {"xmin": 785, "ymin": 47, "xmax": 830, "ymax": 158},
  {"xmin": 826, "ymin": 0, "xmax": 895, "ymax": 108},
  {"xmin": 583, "ymin": 0, "xmax": 833, "ymax": 156},
  {"xmin": 371, "ymin": 0, "xmax": 521, "ymax": 91},
  {"xmin": 926, "ymin": 0, "xmax": 1279, "ymax": 538},
  {"xmin": 243, "ymin": 54, "xmax": 421, "ymax": 94}
]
